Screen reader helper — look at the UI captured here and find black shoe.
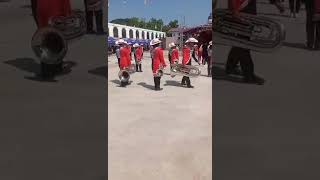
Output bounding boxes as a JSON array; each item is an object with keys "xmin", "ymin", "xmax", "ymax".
[
  {"xmin": 96, "ymin": 31, "xmax": 107, "ymax": 35},
  {"xmin": 226, "ymin": 68, "xmax": 242, "ymax": 75},
  {"xmin": 87, "ymin": 30, "xmax": 96, "ymax": 34},
  {"xmin": 187, "ymin": 85, "xmax": 194, "ymax": 88},
  {"xmin": 307, "ymin": 43, "xmax": 314, "ymax": 50},
  {"xmin": 244, "ymin": 75, "xmax": 265, "ymax": 85}
]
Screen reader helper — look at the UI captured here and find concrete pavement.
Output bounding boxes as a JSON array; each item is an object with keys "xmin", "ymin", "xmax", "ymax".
[
  {"xmin": 214, "ymin": 1, "xmax": 320, "ymax": 180},
  {"xmin": 0, "ymin": 1, "xmax": 107, "ymax": 179},
  {"xmin": 108, "ymin": 53, "xmax": 212, "ymax": 180}
]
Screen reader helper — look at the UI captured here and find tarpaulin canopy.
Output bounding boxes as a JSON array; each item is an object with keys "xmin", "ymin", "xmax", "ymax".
[{"xmin": 107, "ymin": 36, "xmax": 116, "ymax": 46}]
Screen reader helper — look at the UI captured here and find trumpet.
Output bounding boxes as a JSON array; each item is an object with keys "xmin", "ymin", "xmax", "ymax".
[
  {"xmin": 31, "ymin": 10, "xmax": 86, "ymax": 64},
  {"xmin": 118, "ymin": 64, "xmax": 136, "ymax": 82}
]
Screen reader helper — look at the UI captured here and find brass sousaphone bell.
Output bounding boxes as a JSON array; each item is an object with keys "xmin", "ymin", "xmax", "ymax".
[
  {"xmin": 31, "ymin": 10, "xmax": 87, "ymax": 64},
  {"xmin": 118, "ymin": 64, "xmax": 136, "ymax": 83},
  {"xmin": 212, "ymin": 0, "xmax": 286, "ymax": 52}
]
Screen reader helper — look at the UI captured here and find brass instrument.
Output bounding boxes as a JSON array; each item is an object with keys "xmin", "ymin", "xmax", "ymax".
[
  {"xmin": 213, "ymin": 9, "xmax": 286, "ymax": 52},
  {"xmin": 154, "ymin": 64, "xmax": 164, "ymax": 77},
  {"xmin": 170, "ymin": 64, "xmax": 201, "ymax": 78},
  {"xmin": 135, "ymin": 58, "xmax": 142, "ymax": 65},
  {"xmin": 118, "ymin": 64, "xmax": 136, "ymax": 82},
  {"xmin": 31, "ymin": 10, "xmax": 87, "ymax": 64}
]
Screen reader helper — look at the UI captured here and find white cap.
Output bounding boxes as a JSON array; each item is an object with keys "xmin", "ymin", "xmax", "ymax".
[
  {"xmin": 185, "ymin": 37, "xmax": 198, "ymax": 43},
  {"xmin": 115, "ymin": 39, "xmax": 126, "ymax": 45},
  {"xmin": 209, "ymin": 41, "xmax": 212, "ymax": 45},
  {"xmin": 169, "ymin": 42, "xmax": 176, "ymax": 48},
  {"xmin": 150, "ymin": 38, "xmax": 162, "ymax": 46},
  {"xmin": 133, "ymin": 43, "xmax": 140, "ymax": 47}
]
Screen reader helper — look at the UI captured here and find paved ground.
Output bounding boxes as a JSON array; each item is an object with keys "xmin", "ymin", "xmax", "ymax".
[
  {"xmin": 214, "ymin": 0, "xmax": 320, "ymax": 180},
  {"xmin": 0, "ymin": 1, "xmax": 107, "ymax": 179},
  {"xmin": 108, "ymin": 53, "xmax": 212, "ymax": 180}
]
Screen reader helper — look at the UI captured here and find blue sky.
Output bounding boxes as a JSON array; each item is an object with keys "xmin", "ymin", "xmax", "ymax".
[{"xmin": 108, "ymin": 0, "xmax": 212, "ymax": 27}]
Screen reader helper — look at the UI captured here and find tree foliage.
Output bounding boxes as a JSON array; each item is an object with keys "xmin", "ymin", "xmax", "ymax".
[{"xmin": 110, "ymin": 17, "xmax": 179, "ymax": 33}]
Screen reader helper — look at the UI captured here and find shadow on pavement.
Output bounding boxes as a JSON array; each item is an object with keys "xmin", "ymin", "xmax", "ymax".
[
  {"xmin": 88, "ymin": 65, "xmax": 107, "ymax": 78},
  {"xmin": 20, "ymin": 5, "xmax": 31, "ymax": 8},
  {"xmin": 137, "ymin": 82, "xmax": 155, "ymax": 90},
  {"xmin": 110, "ymin": 79, "xmax": 133, "ymax": 87},
  {"xmin": 282, "ymin": 41, "xmax": 309, "ymax": 50},
  {"xmin": 212, "ymin": 66, "xmax": 245, "ymax": 84},
  {"xmin": 110, "ymin": 79, "xmax": 121, "ymax": 85},
  {"xmin": 164, "ymin": 80, "xmax": 183, "ymax": 87},
  {"xmin": 4, "ymin": 58, "xmax": 76, "ymax": 82},
  {"xmin": 4, "ymin": 58, "xmax": 40, "ymax": 74}
]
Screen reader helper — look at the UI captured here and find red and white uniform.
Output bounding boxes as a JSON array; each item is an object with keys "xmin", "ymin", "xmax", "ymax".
[
  {"xmin": 119, "ymin": 47, "xmax": 131, "ymax": 70},
  {"xmin": 152, "ymin": 47, "xmax": 167, "ymax": 74},
  {"xmin": 170, "ymin": 48, "xmax": 179, "ymax": 64},
  {"xmin": 182, "ymin": 46, "xmax": 192, "ymax": 65},
  {"xmin": 135, "ymin": 47, "xmax": 143, "ymax": 62},
  {"xmin": 36, "ymin": 0, "xmax": 71, "ymax": 28}
]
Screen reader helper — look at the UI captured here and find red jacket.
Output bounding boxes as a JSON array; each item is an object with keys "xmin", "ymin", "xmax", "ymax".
[
  {"xmin": 182, "ymin": 47, "xmax": 191, "ymax": 65},
  {"xmin": 135, "ymin": 47, "xmax": 143, "ymax": 60},
  {"xmin": 37, "ymin": 0, "xmax": 71, "ymax": 28},
  {"xmin": 120, "ymin": 47, "xmax": 131, "ymax": 70},
  {"xmin": 228, "ymin": 0, "xmax": 248, "ymax": 14},
  {"xmin": 170, "ymin": 48, "xmax": 179, "ymax": 64},
  {"xmin": 315, "ymin": 0, "xmax": 320, "ymax": 13},
  {"xmin": 152, "ymin": 47, "xmax": 167, "ymax": 74}
]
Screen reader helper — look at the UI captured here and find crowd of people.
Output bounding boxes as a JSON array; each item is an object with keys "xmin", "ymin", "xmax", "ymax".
[{"xmin": 115, "ymin": 37, "xmax": 213, "ymax": 90}]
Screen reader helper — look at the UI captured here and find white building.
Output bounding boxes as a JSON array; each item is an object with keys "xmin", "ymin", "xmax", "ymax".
[{"xmin": 108, "ymin": 23, "xmax": 166, "ymax": 40}]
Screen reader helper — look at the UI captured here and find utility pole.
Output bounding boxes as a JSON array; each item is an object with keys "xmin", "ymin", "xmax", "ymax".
[{"xmin": 179, "ymin": 15, "xmax": 185, "ymax": 50}]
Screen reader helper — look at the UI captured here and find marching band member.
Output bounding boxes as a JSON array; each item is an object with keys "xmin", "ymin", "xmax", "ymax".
[
  {"xmin": 119, "ymin": 41, "xmax": 132, "ymax": 87},
  {"xmin": 182, "ymin": 37, "xmax": 201, "ymax": 88},
  {"xmin": 227, "ymin": 0, "xmax": 265, "ymax": 85},
  {"xmin": 36, "ymin": 0, "xmax": 71, "ymax": 28},
  {"xmin": 168, "ymin": 42, "xmax": 179, "ymax": 69},
  {"xmin": 84, "ymin": 0, "xmax": 106, "ymax": 35},
  {"xmin": 133, "ymin": 43, "xmax": 143, "ymax": 72},
  {"xmin": 198, "ymin": 44, "xmax": 203, "ymax": 64},
  {"xmin": 115, "ymin": 39, "xmax": 125, "ymax": 68},
  {"xmin": 35, "ymin": 0, "xmax": 71, "ymax": 78},
  {"xmin": 207, "ymin": 41, "xmax": 213, "ymax": 77},
  {"xmin": 150, "ymin": 38, "xmax": 167, "ymax": 91}
]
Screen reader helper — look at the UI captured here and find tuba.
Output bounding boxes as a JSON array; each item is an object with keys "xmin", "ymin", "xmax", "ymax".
[
  {"xmin": 170, "ymin": 64, "xmax": 201, "ymax": 78},
  {"xmin": 118, "ymin": 64, "xmax": 136, "ymax": 83},
  {"xmin": 31, "ymin": 10, "xmax": 87, "ymax": 64},
  {"xmin": 154, "ymin": 64, "xmax": 164, "ymax": 77},
  {"xmin": 213, "ymin": 8, "xmax": 286, "ymax": 52}
]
